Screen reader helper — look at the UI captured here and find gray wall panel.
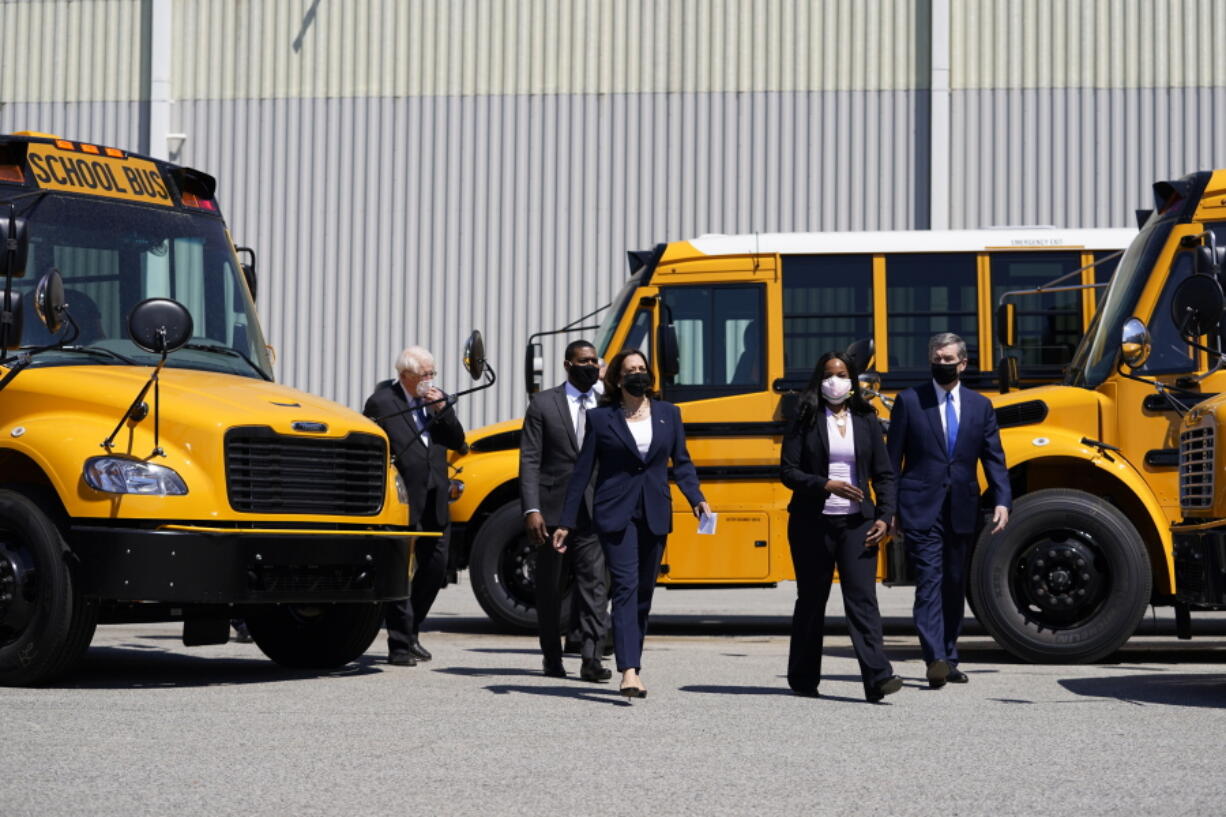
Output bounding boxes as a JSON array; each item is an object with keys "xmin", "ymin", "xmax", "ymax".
[
  {"xmin": 0, "ymin": 102, "xmax": 143, "ymax": 153},
  {"xmin": 950, "ymin": 87, "xmax": 1226, "ymax": 228},
  {"xmin": 172, "ymin": 91, "xmax": 918, "ymax": 428}
]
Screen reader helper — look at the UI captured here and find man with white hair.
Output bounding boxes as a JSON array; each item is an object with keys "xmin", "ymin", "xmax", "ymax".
[{"xmin": 365, "ymin": 345, "xmax": 467, "ymax": 666}]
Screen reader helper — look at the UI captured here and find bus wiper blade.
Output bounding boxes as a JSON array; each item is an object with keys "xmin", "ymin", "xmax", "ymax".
[
  {"xmin": 182, "ymin": 343, "xmax": 272, "ymax": 381},
  {"xmin": 61, "ymin": 345, "xmax": 140, "ymax": 365}
]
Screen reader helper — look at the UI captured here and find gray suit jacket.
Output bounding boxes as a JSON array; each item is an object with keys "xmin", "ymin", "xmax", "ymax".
[{"xmin": 519, "ymin": 382, "xmax": 594, "ymax": 528}]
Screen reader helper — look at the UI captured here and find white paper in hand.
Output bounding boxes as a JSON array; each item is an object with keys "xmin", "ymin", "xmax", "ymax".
[{"xmin": 697, "ymin": 512, "xmax": 718, "ymax": 535}]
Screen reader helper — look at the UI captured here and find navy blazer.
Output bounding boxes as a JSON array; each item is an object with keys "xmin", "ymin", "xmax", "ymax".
[
  {"xmin": 886, "ymin": 383, "xmax": 1011, "ymax": 534},
  {"xmin": 780, "ymin": 409, "xmax": 896, "ymax": 523},
  {"xmin": 559, "ymin": 399, "xmax": 705, "ymax": 536}
]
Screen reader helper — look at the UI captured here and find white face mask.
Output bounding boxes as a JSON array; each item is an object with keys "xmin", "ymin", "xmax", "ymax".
[
  {"xmin": 820, "ymin": 375, "xmax": 852, "ymax": 404},
  {"xmin": 415, "ymin": 379, "xmax": 436, "ymax": 398}
]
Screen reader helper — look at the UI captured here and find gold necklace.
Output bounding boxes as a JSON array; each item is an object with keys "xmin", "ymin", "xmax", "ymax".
[
  {"xmin": 831, "ymin": 408, "xmax": 848, "ymax": 428},
  {"xmin": 622, "ymin": 400, "xmax": 649, "ymax": 419}
]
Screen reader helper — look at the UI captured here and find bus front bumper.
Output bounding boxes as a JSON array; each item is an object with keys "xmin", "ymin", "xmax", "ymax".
[
  {"xmin": 1172, "ymin": 526, "xmax": 1226, "ymax": 608},
  {"xmin": 69, "ymin": 525, "xmax": 415, "ymax": 604}
]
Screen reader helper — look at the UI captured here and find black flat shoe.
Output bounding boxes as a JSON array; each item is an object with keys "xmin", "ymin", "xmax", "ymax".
[
  {"xmin": 866, "ymin": 674, "xmax": 903, "ymax": 703},
  {"xmin": 407, "ymin": 636, "xmax": 432, "ymax": 662},
  {"xmin": 927, "ymin": 660, "xmax": 951, "ymax": 689},
  {"xmin": 580, "ymin": 659, "xmax": 612, "ymax": 683},
  {"xmin": 542, "ymin": 659, "xmax": 567, "ymax": 678},
  {"xmin": 947, "ymin": 668, "xmax": 969, "ymax": 684},
  {"xmin": 388, "ymin": 652, "xmax": 417, "ymax": 667}
]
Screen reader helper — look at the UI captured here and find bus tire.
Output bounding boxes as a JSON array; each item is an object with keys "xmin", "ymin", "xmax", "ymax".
[
  {"xmin": 469, "ymin": 502, "xmax": 544, "ymax": 632},
  {"xmin": 246, "ymin": 602, "xmax": 384, "ymax": 669},
  {"xmin": 0, "ymin": 490, "xmax": 98, "ymax": 686},
  {"xmin": 970, "ymin": 488, "xmax": 1151, "ymax": 664}
]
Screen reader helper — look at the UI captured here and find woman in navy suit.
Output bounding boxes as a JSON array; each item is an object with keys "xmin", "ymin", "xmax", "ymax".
[
  {"xmin": 780, "ymin": 351, "xmax": 902, "ymax": 702},
  {"xmin": 554, "ymin": 349, "xmax": 710, "ymax": 698}
]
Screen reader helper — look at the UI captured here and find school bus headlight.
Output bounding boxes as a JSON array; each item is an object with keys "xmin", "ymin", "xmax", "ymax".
[
  {"xmin": 449, "ymin": 479, "xmax": 465, "ymax": 502},
  {"xmin": 394, "ymin": 472, "xmax": 409, "ymax": 505},
  {"xmin": 83, "ymin": 457, "xmax": 188, "ymax": 496}
]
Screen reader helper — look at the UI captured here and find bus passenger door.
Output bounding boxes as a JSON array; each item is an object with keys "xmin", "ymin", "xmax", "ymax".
[{"xmin": 654, "ymin": 282, "xmax": 778, "ymax": 582}]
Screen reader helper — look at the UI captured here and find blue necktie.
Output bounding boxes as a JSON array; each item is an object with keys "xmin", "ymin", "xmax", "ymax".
[{"xmin": 945, "ymin": 391, "xmax": 958, "ymax": 458}]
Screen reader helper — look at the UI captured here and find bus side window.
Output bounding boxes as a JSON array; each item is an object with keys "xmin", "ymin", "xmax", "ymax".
[
  {"xmin": 658, "ymin": 284, "xmax": 765, "ymax": 401},
  {"xmin": 1141, "ymin": 251, "xmax": 1195, "ymax": 374},
  {"xmin": 781, "ymin": 254, "xmax": 872, "ymax": 382},
  {"xmin": 990, "ymin": 252, "xmax": 1083, "ymax": 376},
  {"xmin": 622, "ymin": 308, "xmax": 652, "ymax": 362},
  {"xmin": 885, "ymin": 253, "xmax": 978, "ymax": 385}
]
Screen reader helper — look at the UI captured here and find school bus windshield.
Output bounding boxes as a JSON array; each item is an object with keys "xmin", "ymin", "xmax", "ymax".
[
  {"xmin": 4, "ymin": 192, "xmax": 270, "ymax": 378},
  {"xmin": 1065, "ymin": 216, "xmax": 1175, "ymax": 388}
]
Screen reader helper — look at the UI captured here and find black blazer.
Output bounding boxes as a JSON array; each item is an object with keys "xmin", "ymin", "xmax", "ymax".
[
  {"xmin": 363, "ymin": 379, "xmax": 466, "ymax": 528},
  {"xmin": 779, "ymin": 408, "xmax": 896, "ymax": 523},
  {"xmin": 519, "ymin": 383, "xmax": 594, "ymax": 527},
  {"xmin": 560, "ymin": 400, "xmax": 705, "ymax": 536}
]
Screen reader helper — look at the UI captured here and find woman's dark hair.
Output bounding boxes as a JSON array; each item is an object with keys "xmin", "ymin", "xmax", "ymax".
[
  {"xmin": 795, "ymin": 351, "xmax": 875, "ymax": 427},
  {"xmin": 600, "ymin": 348, "xmax": 657, "ymax": 405}
]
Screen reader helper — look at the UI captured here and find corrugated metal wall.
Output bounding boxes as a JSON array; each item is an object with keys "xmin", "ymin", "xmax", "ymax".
[
  {"xmin": 948, "ymin": 0, "xmax": 1226, "ymax": 227},
  {"xmin": 0, "ymin": 0, "xmax": 145, "ymax": 150},
  {"xmin": 4, "ymin": 0, "xmax": 1226, "ymax": 428},
  {"xmin": 167, "ymin": 0, "xmax": 922, "ymax": 428}
]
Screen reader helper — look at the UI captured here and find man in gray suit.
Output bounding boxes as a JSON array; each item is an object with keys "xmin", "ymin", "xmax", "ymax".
[{"xmin": 520, "ymin": 340, "xmax": 611, "ymax": 681}]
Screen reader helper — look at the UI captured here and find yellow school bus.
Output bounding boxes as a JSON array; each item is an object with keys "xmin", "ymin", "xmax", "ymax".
[
  {"xmin": 0, "ymin": 132, "xmax": 446, "ymax": 684},
  {"xmin": 447, "ymin": 226, "xmax": 1136, "ymax": 656}
]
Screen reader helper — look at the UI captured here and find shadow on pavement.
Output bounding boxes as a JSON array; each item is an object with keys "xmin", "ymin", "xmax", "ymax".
[
  {"xmin": 482, "ymin": 684, "xmax": 630, "ymax": 706},
  {"xmin": 1059, "ymin": 673, "xmax": 1226, "ymax": 707},
  {"xmin": 435, "ymin": 665, "xmax": 551, "ymax": 679},
  {"xmin": 52, "ymin": 647, "xmax": 383, "ymax": 689}
]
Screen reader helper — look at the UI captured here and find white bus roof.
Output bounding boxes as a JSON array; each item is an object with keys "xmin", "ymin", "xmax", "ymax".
[{"xmin": 686, "ymin": 227, "xmax": 1137, "ymax": 256}]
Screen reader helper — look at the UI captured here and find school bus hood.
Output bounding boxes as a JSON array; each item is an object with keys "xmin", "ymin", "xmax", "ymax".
[
  {"xmin": 988, "ymin": 383, "xmax": 1104, "ymax": 440},
  {"xmin": 2, "ymin": 364, "xmax": 381, "ymax": 439}
]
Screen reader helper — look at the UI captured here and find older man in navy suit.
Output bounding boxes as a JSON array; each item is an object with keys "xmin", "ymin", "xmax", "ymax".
[{"xmin": 887, "ymin": 332, "xmax": 1010, "ymax": 688}]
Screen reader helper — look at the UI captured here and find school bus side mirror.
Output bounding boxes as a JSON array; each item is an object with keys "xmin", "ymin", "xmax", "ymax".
[
  {"xmin": 844, "ymin": 338, "xmax": 875, "ymax": 373},
  {"xmin": 658, "ymin": 322, "xmax": 680, "ymax": 379},
  {"xmin": 236, "ymin": 246, "xmax": 257, "ymax": 302},
  {"xmin": 524, "ymin": 340, "xmax": 544, "ymax": 395},
  {"xmin": 129, "ymin": 298, "xmax": 194, "ymax": 354},
  {"xmin": 34, "ymin": 268, "xmax": 65, "ymax": 334},
  {"xmin": 996, "ymin": 302, "xmax": 1017, "ymax": 348},
  {"xmin": 1171, "ymin": 274, "xmax": 1225, "ymax": 340},
  {"xmin": 463, "ymin": 330, "xmax": 487, "ymax": 380},
  {"xmin": 1, "ymin": 290, "xmax": 24, "ymax": 351},
  {"xmin": 0, "ymin": 215, "xmax": 29, "ymax": 279},
  {"xmin": 1120, "ymin": 317, "xmax": 1152, "ymax": 369}
]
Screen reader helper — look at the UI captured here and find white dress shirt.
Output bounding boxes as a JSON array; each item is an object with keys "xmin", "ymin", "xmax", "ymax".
[{"xmin": 933, "ymin": 378, "xmax": 962, "ymax": 437}]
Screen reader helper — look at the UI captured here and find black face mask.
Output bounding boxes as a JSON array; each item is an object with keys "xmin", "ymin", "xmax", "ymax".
[
  {"xmin": 622, "ymin": 372, "xmax": 651, "ymax": 397},
  {"xmin": 568, "ymin": 363, "xmax": 600, "ymax": 392},
  {"xmin": 931, "ymin": 361, "xmax": 961, "ymax": 385}
]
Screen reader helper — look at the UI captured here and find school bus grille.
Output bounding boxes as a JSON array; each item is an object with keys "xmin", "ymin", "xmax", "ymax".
[
  {"xmin": 225, "ymin": 427, "xmax": 386, "ymax": 515},
  {"xmin": 1179, "ymin": 424, "xmax": 1215, "ymax": 509}
]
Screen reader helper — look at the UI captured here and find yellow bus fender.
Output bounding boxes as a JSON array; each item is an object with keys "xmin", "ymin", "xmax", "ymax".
[{"xmin": 999, "ymin": 426, "xmax": 1174, "ymax": 594}]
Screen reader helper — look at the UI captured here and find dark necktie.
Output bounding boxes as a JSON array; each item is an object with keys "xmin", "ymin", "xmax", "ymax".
[
  {"xmin": 575, "ymin": 393, "xmax": 589, "ymax": 447},
  {"xmin": 945, "ymin": 391, "xmax": 958, "ymax": 457}
]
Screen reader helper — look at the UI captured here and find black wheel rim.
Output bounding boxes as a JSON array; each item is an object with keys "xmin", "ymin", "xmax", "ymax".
[
  {"xmin": 496, "ymin": 533, "xmax": 537, "ymax": 611},
  {"xmin": 0, "ymin": 531, "xmax": 39, "ymax": 646},
  {"xmin": 1010, "ymin": 528, "xmax": 1109, "ymax": 629}
]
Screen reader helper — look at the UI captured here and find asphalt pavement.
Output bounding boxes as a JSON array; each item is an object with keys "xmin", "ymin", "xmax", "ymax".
[{"xmin": 2, "ymin": 579, "xmax": 1225, "ymax": 817}]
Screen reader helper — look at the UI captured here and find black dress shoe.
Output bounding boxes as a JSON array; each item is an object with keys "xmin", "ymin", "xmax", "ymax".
[
  {"xmin": 927, "ymin": 659, "xmax": 951, "ymax": 689},
  {"xmin": 579, "ymin": 659, "xmax": 612, "ymax": 683},
  {"xmin": 947, "ymin": 668, "xmax": 969, "ymax": 684},
  {"xmin": 407, "ymin": 636, "xmax": 432, "ymax": 662},
  {"xmin": 542, "ymin": 658, "xmax": 567, "ymax": 678},
  {"xmin": 866, "ymin": 674, "xmax": 903, "ymax": 703},
  {"xmin": 388, "ymin": 651, "xmax": 417, "ymax": 667}
]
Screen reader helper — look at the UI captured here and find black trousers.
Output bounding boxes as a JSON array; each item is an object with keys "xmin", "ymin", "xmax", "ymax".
[
  {"xmin": 787, "ymin": 511, "xmax": 893, "ymax": 695},
  {"xmin": 385, "ymin": 493, "xmax": 448, "ymax": 654},
  {"xmin": 535, "ymin": 528, "xmax": 609, "ymax": 663}
]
